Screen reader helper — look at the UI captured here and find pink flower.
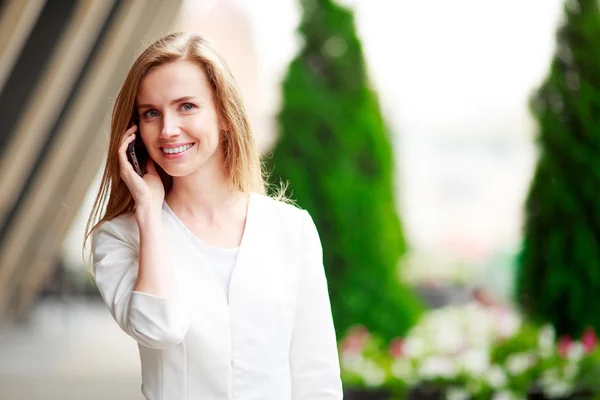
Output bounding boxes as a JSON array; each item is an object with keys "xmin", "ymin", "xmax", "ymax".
[
  {"xmin": 389, "ymin": 337, "xmax": 405, "ymax": 358},
  {"xmin": 558, "ymin": 335, "xmax": 573, "ymax": 358},
  {"xmin": 582, "ymin": 327, "xmax": 597, "ymax": 354},
  {"xmin": 341, "ymin": 325, "xmax": 370, "ymax": 355}
]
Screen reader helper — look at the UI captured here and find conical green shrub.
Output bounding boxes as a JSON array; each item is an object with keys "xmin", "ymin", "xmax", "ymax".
[{"xmin": 266, "ymin": 0, "xmax": 423, "ymax": 341}]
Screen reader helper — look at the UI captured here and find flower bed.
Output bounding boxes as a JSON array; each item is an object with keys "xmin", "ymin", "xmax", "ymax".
[{"xmin": 340, "ymin": 302, "xmax": 600, "ymax": 399}]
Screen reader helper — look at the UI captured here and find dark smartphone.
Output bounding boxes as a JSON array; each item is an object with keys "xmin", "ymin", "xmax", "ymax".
[{"xmin": 126, "ymin": 128, "xmax": 149, "ymax": 177}]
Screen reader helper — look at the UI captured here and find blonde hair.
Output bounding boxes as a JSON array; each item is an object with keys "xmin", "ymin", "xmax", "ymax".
[{"xmin": 84, "ymin": 32, "xmax": 269, "ymax": 253}]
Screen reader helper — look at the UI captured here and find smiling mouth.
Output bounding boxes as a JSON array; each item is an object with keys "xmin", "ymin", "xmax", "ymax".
[{"xmin": 161, "ymin": 143, "xmax": 194, "ymax": 155}]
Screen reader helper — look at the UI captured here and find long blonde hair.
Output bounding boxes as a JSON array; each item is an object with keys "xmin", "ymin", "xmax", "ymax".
[{"xmin": 84, "ymin": 32, "xmax": 267, "ymax": 252}]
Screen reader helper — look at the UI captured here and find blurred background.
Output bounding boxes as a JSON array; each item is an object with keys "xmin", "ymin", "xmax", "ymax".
[{"xmin": 1, "ymin": 0, "xmax": 594, "ymax": 399}]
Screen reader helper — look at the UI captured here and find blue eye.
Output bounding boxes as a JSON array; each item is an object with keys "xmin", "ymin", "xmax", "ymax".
[
  {"xmin": 181, "ymin": 103, "xmax": 195, "ymax": 111},
  {"xmin": 144, "ymin": 109, "xmax": 159, "ymax": 118}
]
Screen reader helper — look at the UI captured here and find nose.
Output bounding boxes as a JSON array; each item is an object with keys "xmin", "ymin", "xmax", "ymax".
[{"xmin": 159, "ymin": 115, "xmax": 181, "ymax": 139}]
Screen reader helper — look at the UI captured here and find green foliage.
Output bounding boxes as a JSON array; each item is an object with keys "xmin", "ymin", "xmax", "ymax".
[
  {"xmin": 265, "ymin": 0, "xmax": 422, "ymax": 341},
  {"xmin": 516, "ymin": 0, "xmax": 600, "ymax": 337}
]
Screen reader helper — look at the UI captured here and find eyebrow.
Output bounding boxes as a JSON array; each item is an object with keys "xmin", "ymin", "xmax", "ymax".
[{"xmin": 137, "ymin": 96, "xmax": 198, "ymax": 110}]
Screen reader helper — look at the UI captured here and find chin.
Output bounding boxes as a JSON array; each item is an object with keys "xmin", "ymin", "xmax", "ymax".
[
  {"xmin": 160, "ymin": 161, "xmax": 206, "ymax": 178},
  {"xmin": 162, "ymin": 167, "xmax": 194, "ymax": 177}
]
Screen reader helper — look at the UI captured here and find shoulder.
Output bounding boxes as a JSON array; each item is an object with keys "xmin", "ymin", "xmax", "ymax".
[
  {"xmin": 250, "ymin": 193, "xmax": 322, "ymax": 257},
  {"xmin": 250, "ymin": 192, "xmax": 315, "ymax": 236},
  {"xmin": 250, "ymin": 192, "xmax": 304, "ymax": 217}
]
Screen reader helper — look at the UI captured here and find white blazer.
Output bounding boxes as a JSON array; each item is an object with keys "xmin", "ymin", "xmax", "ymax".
[{"xmin": 92, "ymin": 192, "xmax": 343, "ymax": 400}]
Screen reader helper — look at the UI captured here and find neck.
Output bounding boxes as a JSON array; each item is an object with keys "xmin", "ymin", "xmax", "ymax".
[{"xmin": 165, "ymin": 153, "xmax": 246, "ymax": 220}]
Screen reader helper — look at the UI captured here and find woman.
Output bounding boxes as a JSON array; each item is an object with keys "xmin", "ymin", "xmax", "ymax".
[{"xmin": 85, "ymin": 32, "xmax": 342, "ymax": 399}]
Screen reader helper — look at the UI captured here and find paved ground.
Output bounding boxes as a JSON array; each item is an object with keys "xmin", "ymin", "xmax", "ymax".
[{"xmin": 0, "ymin": 298, "xmax": 143, "ymax": 400}]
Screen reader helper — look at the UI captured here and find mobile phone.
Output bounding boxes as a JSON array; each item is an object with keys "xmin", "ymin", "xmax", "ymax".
[{"xmin": 126, "ymin": 132, "xmax": 148, "ymax": 177}]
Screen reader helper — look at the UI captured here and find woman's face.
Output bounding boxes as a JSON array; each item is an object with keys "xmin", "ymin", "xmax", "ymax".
[{"xmin": 136, "ymin": 60, "xmax": 223, "ymax": 177}]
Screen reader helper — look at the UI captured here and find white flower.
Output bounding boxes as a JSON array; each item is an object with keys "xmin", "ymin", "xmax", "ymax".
[
  {"xmin": 544, "ymin": 381, "xmax": 573, "ymax": 398},
  {"xmin": 403, "ymin": 336, "xmax": 426, "ymax": 358},
  {"xmin": 341, "ymin": 353, "xmax": 365, "ymax": 373},
  {"xmin": 341, "ymin": 354, "xmax": 386, "ymax": 388},
  {"xmin": 465, "ymin": 314, "xmax": 495, "ymax": 347},
  {"xmin": 418, "ymin": 356, "xmax": 457, "ymax": 379},
  {"xmin": 361, "ymin": 359, "xmax": 386, "ymax": 387},
  {"xmin": 459, "ymin": 348, "xmax": 490, "ymax": 376},
  {"xmin": 567, "ymin": 342, "xmax": 585, "ymax": 361},
  {"xmin": 539, "ymin": 367, "xmax": 559, "ymax": 384},
  {"xmin": 494, "ymin": 309, "xmax": 521, "ymax": 339},
  {"xmin": 538, "ymin": 324, "xmax": 556, "ymax": 353},
  {"xmin": 403, "ymin": 302, "xmax": 506, "ymax": 360},
  {"xmin": 505, "ymin": 352, "xmax": 537, "ymax": 376},
  {"xmin": 484, "ymin": 365, "xmax": 508, "ymax": 388},
  {"xmin": 434, "ymin": 325, "xmax": 466, "ymax": 354},
  {"xmin": 492, "ymin": 390, "xmax": 518, "ymax": 400},
  {"xmin": 446, "ymin": 387, "xmax": 469, "ymax": 400},
  {"xmin": 539, "ymin": 367, "xmax": 575, "ymax": 398}
]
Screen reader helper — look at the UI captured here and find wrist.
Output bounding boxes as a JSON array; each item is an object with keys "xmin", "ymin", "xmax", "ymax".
[{"xmin": 135, "ymin": 202, "xmax": 163, "ymax": 227}]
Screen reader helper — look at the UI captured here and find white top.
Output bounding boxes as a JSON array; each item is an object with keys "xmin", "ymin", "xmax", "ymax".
[
  {"xmin": 92, "ymin": 192, "xmax": 343, "ymax": 400},
  {"xmin": 162, "ymin": 202, "xmax": 238, "ymax": 301}
]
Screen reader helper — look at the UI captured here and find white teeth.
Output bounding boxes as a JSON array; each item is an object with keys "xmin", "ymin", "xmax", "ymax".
[{"xmin": 162, "ymin": 144, "xmax": 193, "ymax": 154}]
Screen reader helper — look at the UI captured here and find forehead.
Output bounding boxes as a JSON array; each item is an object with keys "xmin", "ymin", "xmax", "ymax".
[{"xmin": 137, "ymin": 60, "xmax": 213, "ymax": 104}]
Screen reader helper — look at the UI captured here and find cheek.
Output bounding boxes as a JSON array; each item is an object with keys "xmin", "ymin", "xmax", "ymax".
[
  {"xmin": 139, "ymin": 121, "xmax": 161, "ymax": 141},
  {"xmin": 190, "ymin": 109, "xmax": 221, "ymax": 136},
  {"xmin": 189, "ymin": 122, "xmax": 221, "ymax": 145},
  {"xmin": 139, "ymin": 126, "xmax": 160, "ymax": 158},
  {"xmin": 138, "ymin": 122, "xmax": 153, "ymax": 140}
]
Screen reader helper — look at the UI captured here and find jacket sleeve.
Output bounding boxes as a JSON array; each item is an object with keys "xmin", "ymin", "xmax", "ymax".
[
  {"xmin": 290, "ymin": 210, "xmax": 343, "ymax": 399},
  {"xmin": 92, "ymin": 219, "xmax": 190, "ymax": 349}
]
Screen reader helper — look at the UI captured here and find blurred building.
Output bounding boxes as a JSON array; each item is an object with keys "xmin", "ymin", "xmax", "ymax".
[{"xmin": 0, "ymin": 0, "xmax": 182, "ymax": 322}]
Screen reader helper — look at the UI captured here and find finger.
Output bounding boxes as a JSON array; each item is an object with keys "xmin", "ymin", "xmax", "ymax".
[
  {"xmin": 118, "ymin": 134, "xmax": 135, "ymax": 164},
  {"xmin": 125, "ymin": 124, "xmax": 138, "ymax": 136},
  {"xmin": 119, "ymin": 125, "xmax": 138, "ymax": 147},
  {"xmin": 118, "ymin": 134, "xmax": 138, "ymax": 178},
  {"xmin": 119, "ymin": 132, "xmax": 136, "ymax": 151}
]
